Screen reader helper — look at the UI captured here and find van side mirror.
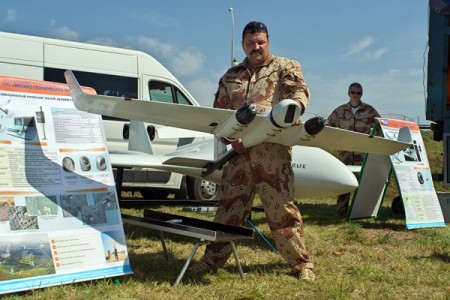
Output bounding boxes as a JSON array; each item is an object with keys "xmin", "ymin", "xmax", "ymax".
[
  {"xmin": 147, "ymin": 125, "xmax": 156, "ymax": 141},
  {"xmin": 123, "ymin": 123, "xmax": 130, "ymax": 139}
]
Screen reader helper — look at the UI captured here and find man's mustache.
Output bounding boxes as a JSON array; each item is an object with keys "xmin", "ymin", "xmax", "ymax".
[{"xmin": 251, "ymin": 50, "xmax": 263, "ymax": 55}]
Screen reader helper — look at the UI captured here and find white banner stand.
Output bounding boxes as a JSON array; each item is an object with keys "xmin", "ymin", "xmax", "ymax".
[{"xmin": 349, "ymin": 154, "xmax": 391, "ymax": 219}]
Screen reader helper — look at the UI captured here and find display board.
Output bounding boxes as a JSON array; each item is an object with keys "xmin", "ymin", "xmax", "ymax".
[
  {"xmin": 350, "ymin": 118, "xmax": 446, "ymax": 229},
  {"xmin": 0, "ymin": 76, "xmax": 132, "ymax": 294},
  {"xmin": 379, "ymin": 118, "xmax": 445, "ymax": 229}
]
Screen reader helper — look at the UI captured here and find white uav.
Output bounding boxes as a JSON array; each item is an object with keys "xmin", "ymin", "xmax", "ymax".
[{"xmin": 65, "ymin": 70, "xmax": 412, "ymax": 198}]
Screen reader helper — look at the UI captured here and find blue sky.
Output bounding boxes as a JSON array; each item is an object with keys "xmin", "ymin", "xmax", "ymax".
[{"xmin": 0, "ymin": 0, "xmax": 430, "ymax": 123}]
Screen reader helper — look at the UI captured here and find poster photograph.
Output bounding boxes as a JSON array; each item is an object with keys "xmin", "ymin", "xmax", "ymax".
[{"xmin": 0, "ymin": 76, "xmax": 131, "ymax": 294}]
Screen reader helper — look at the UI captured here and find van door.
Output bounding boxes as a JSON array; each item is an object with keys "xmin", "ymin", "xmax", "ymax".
[{"xmin": 142, "ymin": 74, "xmax": 198, "ymax": 154}]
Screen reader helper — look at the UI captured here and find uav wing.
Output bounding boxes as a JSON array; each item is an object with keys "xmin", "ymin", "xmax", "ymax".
[
  {"xmin": 268, "ymin": 125, "xmax": 412, "ymax": 155},
  {"xmin": 65, "ymin": 70, "xmax": 411, "ymax": 156},
  {"xmin": 65, "ymin": 70, "xmax": 232, "ymax": 134}
]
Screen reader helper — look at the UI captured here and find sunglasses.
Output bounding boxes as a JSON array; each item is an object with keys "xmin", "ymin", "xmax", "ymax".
[{"xmin": 350, "ymin": 91, "xmax": 362, "ymax": 95}]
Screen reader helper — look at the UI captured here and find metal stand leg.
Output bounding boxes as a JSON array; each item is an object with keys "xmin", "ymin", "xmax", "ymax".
[
  {"xmin": 229, "ymin": 241, "xmax": 244, "ymax": 279},
  {"xmin": 159, "ymin": 231, "xmax": 169, "ymax": 261},
  {"xmin": 115, "ymin": 167, "xmax": 123, "ymax": 201},
  {"xmin": 247, "ymin": 220, "xmax": 278, "ymax": 253},
  {"xmin": 173, "ymin": 240, "xmax": 202, "ymax": 286}
]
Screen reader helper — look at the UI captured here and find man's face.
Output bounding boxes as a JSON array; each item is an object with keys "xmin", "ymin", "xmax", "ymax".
[
  {"xmin": 242, "ymin": 31, "xmax": 270, "ymax": 67},
  {"xmin": 348, "ymin": 88, "xmax": 363, "ymax": 102}
]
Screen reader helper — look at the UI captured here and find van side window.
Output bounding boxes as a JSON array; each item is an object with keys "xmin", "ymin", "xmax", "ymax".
[
  {"xmin": 176, "ymin": 88, "xmax": 191, "ymax": 105},
  {"xmin": 44, "ymin": 68, "xmax": 138, "ymax": 121},
  {"xmin": 149, "ymin": 81, "xmax": 174, "ymax": 103},
  {"xmin": 149, "ymin": 81, "xmax": 193, "ymax": 105},
  {"xmin": 44, "ymin": 68, "xmax": 138, "ymax": 98}
]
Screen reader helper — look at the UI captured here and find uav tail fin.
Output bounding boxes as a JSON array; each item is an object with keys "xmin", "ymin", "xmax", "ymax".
[
  {"xmin": 129, "ymin": 120, "xmax": 154, "ymax": 155},
  {"xmin": 398, "ymin": 126, "xmax": 413, "ymax": 143}
]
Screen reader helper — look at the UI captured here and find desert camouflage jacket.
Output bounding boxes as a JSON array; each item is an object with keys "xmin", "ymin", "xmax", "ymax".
[
  {"xmin": 326, "ymin": 101, "xmax": 380, "ymax": 165},
  {"xmin": 213, "ymin": 54, "xmax": 309, "ymax": 115}
]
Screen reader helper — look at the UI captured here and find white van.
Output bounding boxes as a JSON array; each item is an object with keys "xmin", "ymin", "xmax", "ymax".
[{"xmin": 0, "ymin": 31, "xmax": 219, "ymax": 201}]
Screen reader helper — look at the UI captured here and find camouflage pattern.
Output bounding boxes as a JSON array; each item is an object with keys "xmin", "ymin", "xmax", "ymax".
[
  {"xmin": 199, "ymin": 55, "xmax": 313, "ymax": 271},
  {"xmin": 336, "ymin": 193, "xmax": 351, "ymax": 217},
  {"xmin": 326, "ymin": 101, "xmax": 380, "ymax": 165},
  {"xmin": 214, "ymin": 54, "xmax": 309, "ymax": 114},
  {"xmin": 326, "ymin": 101, "xmax": 380, "ymax": 215}
]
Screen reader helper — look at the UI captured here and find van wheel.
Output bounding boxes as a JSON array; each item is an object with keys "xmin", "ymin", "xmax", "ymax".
[
  {"xmin": 186, "ymin": 176, "xmax": 222, "ymax": 201},
  {"xmin": 392, "ymin": 196, "xmax": 405, "ymax": 215}
]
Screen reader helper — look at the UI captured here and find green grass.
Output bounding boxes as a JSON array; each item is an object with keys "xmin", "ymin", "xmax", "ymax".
[{"xmin": 4, "ymin": 131, "xmax": 450, "ymax": 299}]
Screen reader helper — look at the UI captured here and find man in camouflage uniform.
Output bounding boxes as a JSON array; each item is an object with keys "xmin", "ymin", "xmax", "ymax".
[
  {"xmin": 190, "ymin": 21, "xmax": 315, "ymax": 281},
  {"xmin": 326, "ymin": 83, "xmax": 380, "ymax": 216}
]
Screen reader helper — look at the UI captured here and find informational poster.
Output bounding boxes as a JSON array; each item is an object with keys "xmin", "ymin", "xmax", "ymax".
[
  {"xmin": 378, "ymin": 118, "xmax": 446, "ymax": 229},
  {"xmin": 0, "ymin": 76, "xmax": 132, "ymax": 294}
]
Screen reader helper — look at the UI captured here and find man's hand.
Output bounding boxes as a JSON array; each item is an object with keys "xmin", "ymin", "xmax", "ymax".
[
  {"xmin": 230, "ymin": 138, "xmax": 247, "ymax": 153},
  {"xmin": 219, "ymin": 137, "xmax": 231, "ymax": 145},
  {"xmin": 294, "ymin": 118, "xmax": 303, "ymax": 126}
]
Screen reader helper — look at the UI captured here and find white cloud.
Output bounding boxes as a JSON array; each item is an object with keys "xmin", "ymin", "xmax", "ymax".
[
  {"xmin": 364, "ymin": 71, "xmax": 425, "ymax": 122},
  {"xmin": 129, "ymin": 12, "xmax": 178, "ymax": 28},
  {"xmin": 135, "ymin": 35, "xmax": 176, "ymax": 58},
  {"xmin": 50, "ymin": 26, "xmax": 80, "ymax": 41},
  {"xmin": 4, "ymin": 9, "xmax": 17, "ymax": 22},
  {"xmin": 345, "ymin": 36, "xmax": 375, "ymax": 56},
  {"xmin": 133, "ymin": 35, "xmax": 205, "ymax": 77},
  {"xmin": 344, "ymin": 36, "xmax": 388, "ymax": 61},
  {"xmin": 86, "ymin": 37, "xmax": 119, "ymax": 47},
  {"xmin": 171, "ymin": 48, "xmax": 205, "ymax": 76},
  {"xmin": 370, "ymin": 47, "xmax": 389, "ymax": 60},
  {"xmin": 185, "ymin": 78, "xmax": 218, "ymax": 107}
]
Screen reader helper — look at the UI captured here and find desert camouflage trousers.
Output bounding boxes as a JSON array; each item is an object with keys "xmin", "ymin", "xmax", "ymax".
[
  {"xmin": 199, "ymin": 143, "xmax": 313, "ymax": 271},
  {"xmin": 337, "ymin": 193, "xmax": 351, "ymax": 216},
  {"xmin": 336, "ymin": 155, "xmax": 362, "ymax": 216}
]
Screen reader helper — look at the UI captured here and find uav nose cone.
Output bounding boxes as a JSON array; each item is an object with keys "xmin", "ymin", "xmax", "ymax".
[{"xmin": 292, "ymin": 146, "xmax": 359, "ymax": 198}]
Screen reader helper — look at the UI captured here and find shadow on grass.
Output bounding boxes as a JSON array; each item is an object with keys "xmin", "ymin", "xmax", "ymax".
[
  {"xmin": 249, "ymin": 202, "xmax": 407, "ymax": 232},
  {"xmin": 122, "ymin": 221, "xmax": 291, "ymax": 286},
  {"xmin": 121, "ymin": 199, "xmax": 413, "ymax": 286},
  {"xmin": 126, "ymin": 247, "xmax": 292, "ymax": 286},
  {"xmin": 429, "ymin": 251, "xmax": 450, "ymax": 263},
  {"xmin": 6, "ymin": 277, "xmax": 123, "ymax": 298},
  {"xmin": 126, "ymin": 250, "xmax": 214, "ymax": 286},
  {"xmin": 410, "ymin": 251, "xmax": 450, "ymax": 263},
  {"xmin": 123, "ymin": 223, "xmax": 213, "ymax": 285}
]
